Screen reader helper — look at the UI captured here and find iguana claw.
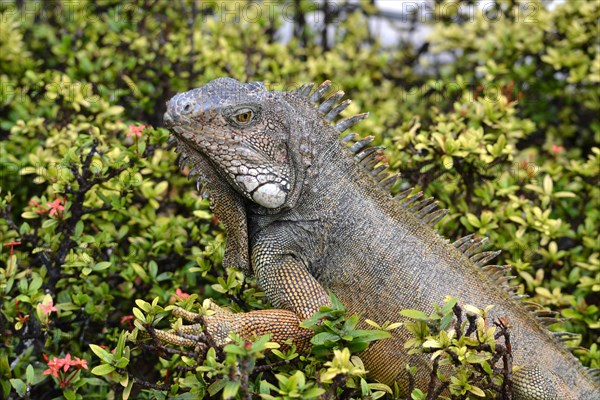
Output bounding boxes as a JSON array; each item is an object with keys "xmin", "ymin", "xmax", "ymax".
[
  {"xmin": 148, "ymin": 327, "xmax": 201, "ymax": 348},
  {"xmin": 141, "ymin": 302, "xmax": 232, "ymax": 350}
]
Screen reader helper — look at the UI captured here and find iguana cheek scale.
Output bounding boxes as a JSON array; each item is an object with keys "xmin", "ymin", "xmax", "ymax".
[{"xmin": 163, "ymin": 78, "xmax": 600, "ymax": 399}]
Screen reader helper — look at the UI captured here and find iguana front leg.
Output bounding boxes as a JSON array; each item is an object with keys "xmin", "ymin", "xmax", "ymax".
[{"xmin": 156, "ymin": 233, "xmax": 329, "ymax": 351}]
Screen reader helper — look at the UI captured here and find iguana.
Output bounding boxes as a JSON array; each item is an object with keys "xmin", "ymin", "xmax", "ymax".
[{"xmin": 162, "ymin": 77, "xmax": 600, "ymax": 399}]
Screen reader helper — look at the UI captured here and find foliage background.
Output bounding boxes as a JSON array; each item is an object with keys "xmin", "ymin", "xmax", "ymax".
[{"xmin": 0, "ymin": 0, "xmax": 598, "ymax": 398}]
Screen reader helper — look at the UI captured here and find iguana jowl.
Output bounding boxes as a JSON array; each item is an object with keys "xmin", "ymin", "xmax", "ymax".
[{"xmin": 163, "ymin": 78, "xmax": 600, "ymax": 399}]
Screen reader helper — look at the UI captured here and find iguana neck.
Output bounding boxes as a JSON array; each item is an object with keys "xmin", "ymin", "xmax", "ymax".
[
  {"xmin": 282, "ymin": 92, "xmax": 381, "ymax": 210},
  {"xmin": 249, "ymin": 114, "xmax": 388, "ymax": 229}
]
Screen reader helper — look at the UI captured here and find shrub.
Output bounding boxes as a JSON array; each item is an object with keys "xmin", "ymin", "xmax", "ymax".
[{"xmin": 1, "ymin": 1, "xmax": 597, "ymax": 398}]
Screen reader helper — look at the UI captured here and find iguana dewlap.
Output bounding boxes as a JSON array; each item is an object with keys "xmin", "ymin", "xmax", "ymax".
[{"xmin": 163, "ymin": 78, "xmax": 600, "ymax": 399}]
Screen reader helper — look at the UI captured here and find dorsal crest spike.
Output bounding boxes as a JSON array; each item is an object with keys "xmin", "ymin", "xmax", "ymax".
[
  {"xmin": 423, "ymin": 209, "xmax": 448, "ymax": 226},
  {"xmin": 297, "ymin": 80, "xmax": 353, "ymax": 122},
  {"xmin": 359, "ymin": 148, "xmax": 384, "ymax": 165},
  {"xmin": 326, "ymin": 99, "xmax": 351, "ymax": 121},
  {"xmin": 362, "ymin": 157, "xmax": 380, "ymax": 171},
  {"xmin": 538, "ymin": 316, "xmax": 567, "ymax": 326},
  {"xmin": 188, "ymin": 166, "xmax": 200, "ymax": 179},
  {"xmin": 167, "ymin": 136, "xmax": 176, "ymax": 149},
  {"xmin": 477, "ymin": 261, "xmax": 577, "ymax": 340},
  {"xmin": 586, "ymin": 368, "xmax": 600, "ymax": 382},
  {"xmin": 356, "ymin": 147, "xmax": 384, "ymax": 163},
  {"xmin": 416, "ymin": 202, "xmax": 439, "ymax": 219},
  {"xmin": 380, "ymin": 173, "xmax": 401, "ymax": 192},
  {"xmin": 401, "ymin": 192, "xmax": 424, "ymax": 208},
  {"xmin": 319, "ymin": 90, "xmax": 345, "ymax": 114},
  {"xmin": 471, "ymin": 250, "xmax": 501, "ymax": 266},
  {"xmin": 410, "ymin": 197, "xmax": 435, "ymax": 212},
  {"xmin": 309, "ymin": 80, "xmax": 332, "ymax": 103},
  {"xmin": 369, "ymin": 164, "xmax": 387, "ymax": 177},
  {"xmin": 335, "ymin": 113, "xmax": 369, "ymax": 133},
  {"xmin": 394, "ymin": 188, "xmax": 415, "ymax": 201},
  {"xmin": 341, "ymin": 132, "xmax": 357, "ymax": 143},
  {"xmin": 463, "ymin": 237, "xmax": 489, "ymax": 257},
  {"xmin": 295, "ymin": 83, "xmax": 314, "ymax": 97},
  {"xmin": 453, "ymin": 234, "xmax": 475, "ymax": 248},
  {"xmin": 374, "ymin": 171, "xmax": 389, "ymax": 183},
  {"xmin": 349, "ymin": 136, "xmax": 375, "ymax": 154},
  {"xmin": 177, "ymin": 154, "xmax": 188, "ymax": 168},
  {"xmin": 457, "ymin": 236, "xmax": 482, "ymax": 252}
]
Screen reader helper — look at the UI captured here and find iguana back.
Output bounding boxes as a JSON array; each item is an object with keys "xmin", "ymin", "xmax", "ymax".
[{"xmin": 164, "ymin": 78, "xmax": 600, "ymax": 399}]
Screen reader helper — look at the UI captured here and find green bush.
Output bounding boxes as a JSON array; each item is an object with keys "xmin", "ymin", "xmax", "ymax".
[{"xmin": 1, "ymin": 0, "xmax": 598, "ymax": 398}]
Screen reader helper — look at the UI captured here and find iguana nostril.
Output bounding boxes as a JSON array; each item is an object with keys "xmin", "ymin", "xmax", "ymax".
[{"xmin": 182, "ymin": 102, "xmax": 192, "ymax": 114}]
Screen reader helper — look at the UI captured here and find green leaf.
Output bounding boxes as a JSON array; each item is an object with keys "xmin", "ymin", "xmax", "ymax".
[
  {"xmin": 300, "ymin": 311, "xmax": 327, "ymax": 328},
  {"xmin": 74, "ymin": 220, "xmax": 84, "ymax": 238},
  {"xmin": 302, "ymin": 387, "xmax": 326, "ymax": 398},
  {"xmin": 543, "ymin": 175, "xmax": 553, "ymax": 194},
  {"xmin": 311, "ymin": 332, "xmax": 340, "ymax": 345},
  {"xmin": 328, "ymin": 291, "xmax": 345, "ymax": 310},
  {"xmin": 368, "ymin": 383, "xmax": 393, "ymax": 394},
  {"xmin": 464, "ymin": 304, "xmax": 482, "ymax": 315},
  {"xmin": 411, "ymin": 388, "xmax": 426, "ymax": 400},
  {"xmin": 399, "ymin": 310, "xmax": 429, "ymax": 320},
  {"xmin": 422, "ymin": 339, "xmax": 442, "ymax": 348},
  {"xmin": 131, "ymin": 263, "xmax": 148, "ymax": 280},
  {"xmin": 114, "ymin": 332, "xmax": 127, "ymax": 359},
  {"xmin": 42, "ymin": 219, "xmax": 58, "ymax": 229},
  {"xmin": 29, "ymin": 276, "xmax": 43, "ymax": 293},
  {"xmin": 123, "ymin": 377, "xmax": 134, "ymax": 400},
  {"xmin": 9, "ymin": 379, "xmax": 26, "ymax": 397},
  {"xmin": 92, "ymin": 261, "xmax": 112, "ymax": 271},
  {"xmin": 554, "ymin": 191, "xmax": 575, "ymax": 198},
  {"xmin": 91, "ymin": 364, "xmax": 115, "ymax": 376},
  {"xmin": 135, "ymin": 299, "xmax": 151, "ymax": 312},
  {"xmin": 193, "ymin": 210, "xmax": 212, "ymax": 219},
  {"xmin": 64, "ymin": 390, "xmax": 76, "ymax": 400},
  {"xmin": 469, "ymin": 385, "xmax": 486, "ymax": 397},
  {"xmin": 21, "ymin": 211, "xmax": 39, "ymax": 219},
  {"xmin": 132, "ymin": 307, "xmax": 146, "ymax": 322},
  {"xmin": 89, "ymin": 344, "xmax": 113, "ymax": 364},
  {"xmin": 466, "ymin": 213, "xmax": 481, "ymax": 227},
  {"xmin": 442, "ymin": 155, "xmax": 454, "ymax": 169},
  {"xmin": 106, "ymin": 105, "xmax": 124, "ymax": 115},
  {"xmin": 441, "ymin": 297, "xmax": 458, "ymax": 314},
  {"xmin": 440, "ymin": 312, "xmax": 454, "ymax": 330},
  {"xmin": 114, "ymin": 356, "xmax": 129, "ymax": 369},
  {"xmin": 149, "ymin": 260, "xmax": 158, "ymax": 278},
  {"xmin": 208, "ymin": 379, "xmax": 227, "ymax": 396},
  {"xmin": 251, "ymin": 333, "xmax": 274, "ymax": 351},
  {"xmin": 155, "ymin": 181, "xmax": 169, "ymax": 195},
  {"xmin": 509, "ymin": 216, "xmax": 526, "ymax": 225},
  {"xmin": 26, "ymin": 364, "xmax": 34, "ymax": 384},
  {"xmin": 352, "ymin": 330, "xmax": 391, "ymax": 342},
  {"xmin": 222, "ymin": 381, "xmax": 240, "ymax": 399},
  {"xmin": 223, "ymin": 344, "xmax": 246, "ymax": 355}
]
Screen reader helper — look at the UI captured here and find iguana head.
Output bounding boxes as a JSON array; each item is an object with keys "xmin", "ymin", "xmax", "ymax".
[{"xmin": 164, "ymin": 78, "xmax": 300, "ymax": 210}]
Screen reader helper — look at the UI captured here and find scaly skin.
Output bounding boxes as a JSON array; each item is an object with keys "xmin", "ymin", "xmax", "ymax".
[{"xmin": 163, "ymin": 78, "xmax": 600, "ymax": 399}]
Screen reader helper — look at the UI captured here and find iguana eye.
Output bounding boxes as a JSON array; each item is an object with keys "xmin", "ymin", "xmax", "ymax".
[{"xmin": 234, "ymin": 110, "xmax": 253, "ymax": 124}]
